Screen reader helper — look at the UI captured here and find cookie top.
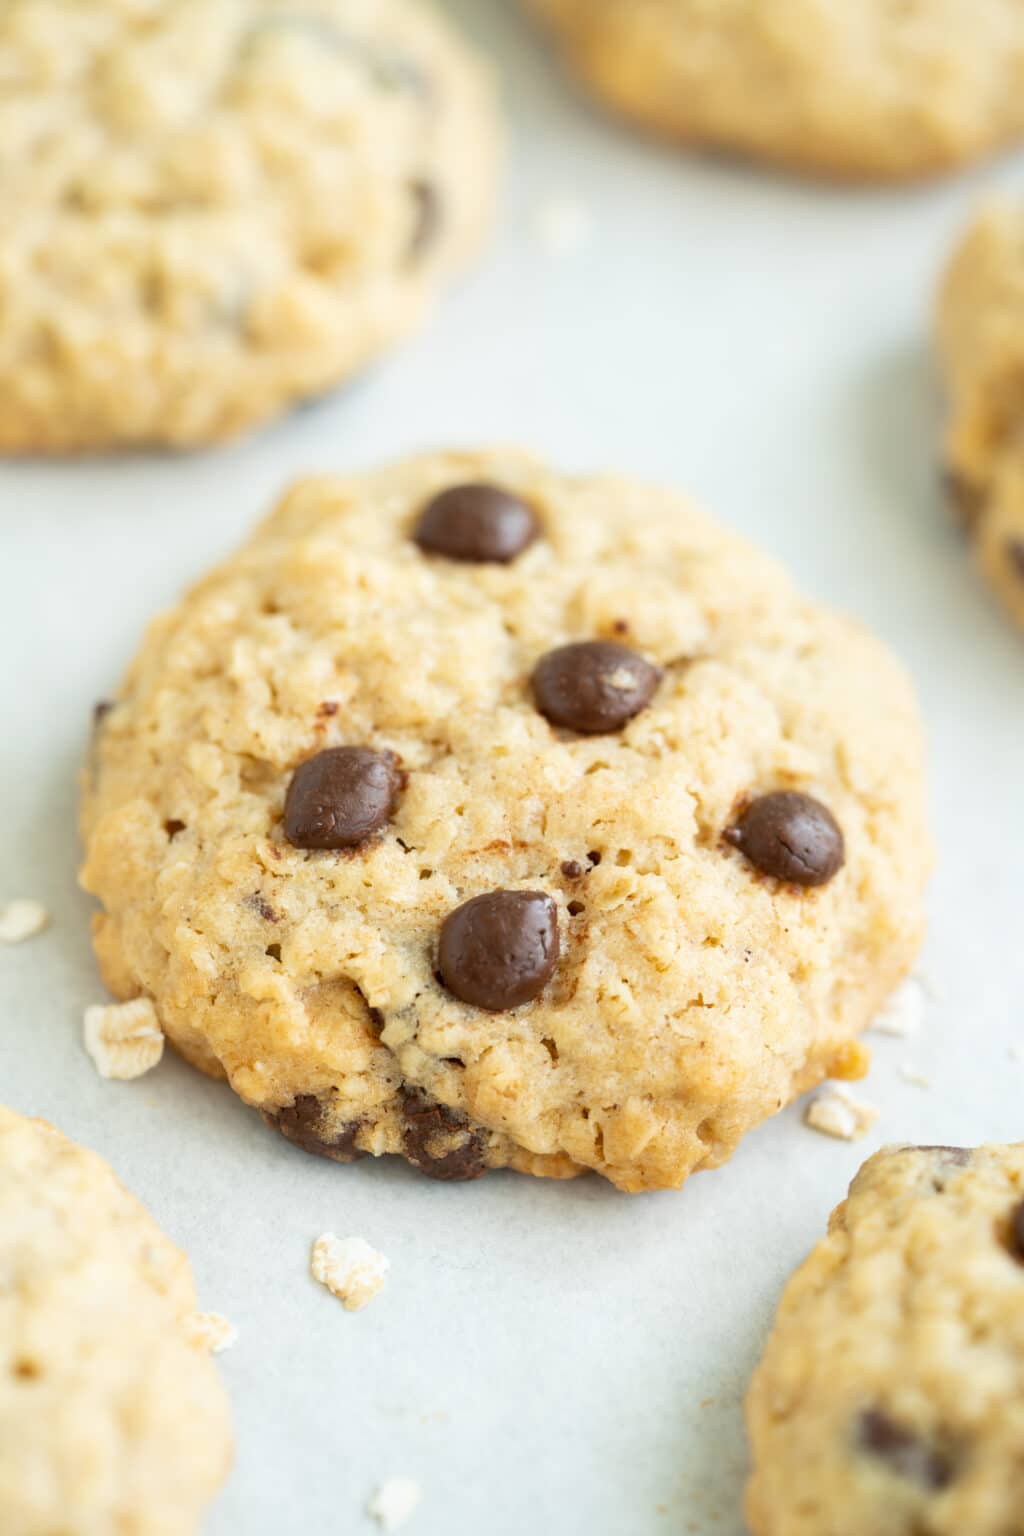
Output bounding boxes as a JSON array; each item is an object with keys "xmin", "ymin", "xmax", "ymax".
[
  {"xmin": 937, "ymin": 204, "xmax": 1024, "ymax": 631},
  {"xmin": 80, "ymin": 449, "xmax": 930, "ymax": 1193},
  {"xmin": 0, "ymin": 1105, "xmax": 231, "ymax": 1535},
  {"xmin": 524, "ymin": 0, "xmax": 1024, "ymax": 180},
  {"xmin": 746, "ymin": 1143, "xmax": 1024, "ymax": 1536},
  {"xmin": 0, "ymin": 0, "xmax": 496, "ymax": 452}
]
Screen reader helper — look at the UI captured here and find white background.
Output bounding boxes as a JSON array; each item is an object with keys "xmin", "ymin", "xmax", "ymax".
[{"xmin": 3, "ymin": 3, "xmax": 1024, "ymax": 1532}]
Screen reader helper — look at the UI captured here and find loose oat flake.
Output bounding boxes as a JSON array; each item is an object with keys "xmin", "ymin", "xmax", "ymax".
[
  {"xmin": 368, "ymin": 1476, "xmax": 422, "ymax": 1532},
  {"xmin": 83, "ymin": 998, "xmax": 165, "ymax": 1080},
  {"xmin": 311, "ymin": 1234, "xmax": 389, "ymax": 1311},
  {"xmin": 872, "ymin": 976, "xmax": 926, "ymax": 1038},
  {"xmin": 805, "ymin": 1083, "xmax": 880, "ymax": 1141},
  {"xmin": 0, "ymin": 899, "xmax": 49, "ymax": 944}
]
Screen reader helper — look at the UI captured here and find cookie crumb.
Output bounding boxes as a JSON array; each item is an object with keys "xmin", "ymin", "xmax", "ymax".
[
  {"xmin": 83, "ymin": 998, "xmax": 164, "ymax": 1080},
  {"xmin": 872, "ymin": 977, "xmax": 926, "ymax": 1038},
  {"xmin": 368, "ymin": 1476, "xmax": 421, "ymax": 1531},
  {"xmin": 187, "ymin": 1312, "xmax": 238, "ymax": 1354},
  {"xmin": 805, "ymin": 1083, "xmax": 879, "ymax": 1141},
  {"xmin": 900, "ymin": 1064, "xmax": 932, "ymax": 1089},
  {"xmin": 531, "ymin": 195, "xmax": 593, "ymax": 257},
  {"xmin": 311, "ymin": 1234, "xmax": 389, "ymax": 1311},
  {"xmin": 0, "ymin": 899, "xmax": 49, "ymax": 944}
]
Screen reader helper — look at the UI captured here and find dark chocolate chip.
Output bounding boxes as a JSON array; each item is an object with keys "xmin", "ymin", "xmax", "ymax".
[
  {"xmin": 561, "ymin": 860, "xmax": 584, "ymax": 879},
  {"xmin": 407, "ymin": 179, "xmax": 442, "ymax": 262},
  {"xmin": 1009, "ymin": 1198, "xmax": 1024, "ymax": 1262},
  {"xmin": 858, "ymin": 1410, "xmax": 954, "ymax": 1490},
  {"xmin": 267, "ymin": 1095, "xmax": 365, "ymax": 1162},
  {"xmin": 1006, "ymin": 539, "xmax": 1024, "ymax": 581},
  {"xmin": 587, "ymin": 850, "xmax": 602, "ymax": 866},
  {"xmin": 438, "ymin": 890, "xmax": 559, "ymax": 1011},
  {"xmin": 284, "ymin": 746, "xmax": 402, "ymax": 850},
  {"xmin": 414, "ymin": 482, "xmax": 539, "ymax": 564},
  {"xmin": 944, "ymin": 470, "xmax": 987, "ymax": 535},
  {"xmin": 401, "ymin": 1088, "xmax": 487, "ymax": 1181},
  {"xmin": 567, "ymin": 900, "xmax": 585, "ymax": 916},
  {"xmin": 164, "ymin": 819, "xmax": 186, "ymax": 840},
  {"xmin": 531, "ymin": 641, "xmax": 661, "ymax": 735},
  {"xmin": 724, "ymin": 792, "xmax": 845, "ymax": 887}
]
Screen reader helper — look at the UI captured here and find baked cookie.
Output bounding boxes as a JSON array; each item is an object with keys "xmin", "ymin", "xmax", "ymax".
[
  {"xmin": 937, "ymin": 204, "xmax": 1024, "ymax": 632},
  {"xmin": 80, "ymin": 449, "xmax": 930, "ymax": 1193},
  {"xmin": 0, "ymin": 1105, "xmax": 231, "ymax": 1535},
  {"xmin": 523, "ymin": 0, "xmax": 1024, "ymax": 180},
  {"xmin": 746, "ymin": 1142, "xmax": 1024, "ymax": 1536},
  {"xmin": 0, "ymin": 0, "xmax": 496, "ymax": 453}
]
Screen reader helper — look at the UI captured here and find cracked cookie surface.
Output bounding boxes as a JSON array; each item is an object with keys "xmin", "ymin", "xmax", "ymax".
[
  {"xmin": 0, "ymin": 0, "xmax": 497, "ymax": 452},
  {"xmin": 746, "ymin": 1143, "xmax": 1024, "ymax": 1535},
  {"xmin": 937, "ymin": 204, "xmax": 1024, "ymax": 632},
  {"xmin": 0, "ymin": 1105, "xmax": 231, "ymax": 1536},
  {"xmin": 524, "ymin": 0, "xmax": 1024, "ymax": 180},
  {"xmin": 80, "ymin": 448, "xmax": 930, "ymax": 1192}
]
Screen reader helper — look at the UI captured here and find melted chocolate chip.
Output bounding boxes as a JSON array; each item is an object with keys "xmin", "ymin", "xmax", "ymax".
[
  {"xmin": 401, "ymin": 1089, "xmax": 487, "ymax": 1181},
  {"xmin": 438, "ymin": 891, "xmax": 559, "ymax": 1011},
  {"xmin": 408, "ymin": 179, "xmax": 442, "ymax": 262},
  {"xmin": 531, "ymin": 641, "xmax": 661, "ymax": 735},
  {"xmin": 1006, "ymin": 539, "xmax": 1024, "ymax": 581},
  {"xmin": 1009, "ymin": 1198, "xmax": 1024, "ymax": 1262},
  {"xmin": 414, "ymin": 482, "xmax": 539, "ymax": 564},
  {"xmin": 725, "ymin": 792, "xmax": 845, "ymax": 887},
  {"xmin": 267, "ymin": 1095, "xmax": 365, "ymax": 1162},
  {"xmin": 561, "ymin": 860, "xmax": 584, "ymax": 879},
  {"xmin": 858, "ymin": 1410, "xmax": 954, "ymax": 1489},
  {"xmin": 284, "ymin": 746, "xmax": 401, "ymax": 850}
]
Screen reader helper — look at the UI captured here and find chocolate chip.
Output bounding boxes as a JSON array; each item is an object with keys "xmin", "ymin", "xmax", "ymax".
[
  {"xmin": 266, "ymin": 1095, "xmax": 365, "ymax": 1162},
  {"xmin": 414, "ymin": 482, "xmax": 539, "ymax": 564},
  {"xmin": 164, "ymin": 819, "xmax": 186, "ymax": 840},
  {"xmin": 248, "ymin": 893, "xmax": 278, "ymax": 923},
  {"xmin": 587, "ymin": 850, "xmax": 602, "ymax": 866},
  {"xmin": 531, "ymin": 641, "xmax": 661, "ymax": 735},
  {"xmin": 567, "ymin": 900, "xmax": 585, "ymax": 916},
  {"xmin": 438, "ymin": 891, "xmax": 559, "ymax": 1011},
  {"xmin": 724, "ymin": 792, "xmax": 845, "ymax": 887},
  {"xmin": 561, "ymin": 860, "xmax": 584, "ymax": 879},
  {"xmin": 92, "ymin": 700, "xmax": 113, "ymax": 728},
  {"xmin": 944, "ymin": 469, "xmax": 987, "ymax": 535},
  {"xmin": 284, "ymin": 746, "xmax": 401, "ymax": 850},
  {"xmin": 401, "ymin": 1089, "xmax": 487, "ymax": 1181},
  {"xmin": 408, "ymin": 179, "xmax": 442, "ymax": 262},
  {"xmin": 317, "ymin": 700, "xmax": 339, "ymax": 719},
  {"xmin": 1006, "ymin": 539, "xmax": 1024, "ymax": 581},
  {"xmin": 858, "ymin": 1410, "xmax": 954, "ymax": 1489},
  {"xmin": 1009, "ymin": 1198, "xmax": 1024, "ymax": 1262}
]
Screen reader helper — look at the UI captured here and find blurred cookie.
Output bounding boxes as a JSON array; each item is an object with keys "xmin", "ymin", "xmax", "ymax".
[
  {"xmin": 938, "ymin": 204, "xmax": 1024, "ymax": 631},
  {"xmin": 0, "ymin": 0, "xmax": 497, "ymax": 452},
  {"xmin": 747, "ymin": 1142, "xmax": 1024, "ymax": 1535},
  {"xmin": 80, "ymin": 449, "xmax": 930, "ymax": 1192},
  {"xmin": 0, "ymin": 1105, "xmax": 231, "ymax": 1534},
  {"xmin": 524, "ymin": 0, "xmax": 1024, "ymax": 180}
]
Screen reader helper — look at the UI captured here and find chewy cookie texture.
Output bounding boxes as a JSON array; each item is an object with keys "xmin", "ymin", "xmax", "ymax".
[
  {"xmin": 0, "ymin": 0, "xmax": 497, "ymax": 453},
  {"xmin": 938, "ymin": 204, "xmax": 1024, "ymax": 633},
  {"xmin": 80, "ymin": 450, "xmax": 930, "ymax": 1192},
  {"xmin": 746, "ymin": 1143, "xmax": 1024, "ymax": 1536},
  {"xmin": 0, "ymin": 1105, "xmax": 231, "ymax": 1536},
  {"xmin": 523, "ymin": 0, "xmax": 1024, "ymax": 181}
]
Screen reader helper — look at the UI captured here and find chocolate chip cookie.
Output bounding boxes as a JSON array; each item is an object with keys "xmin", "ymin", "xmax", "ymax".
[
  {"xmin": 0, "ymin": 1105, "xmax": 231, "ymax": 1534},
  {"xmin": 0, "ymin": 0, "xmax": 497, "ymax": 452},
  {"xmin": 937, "ymin": 204, "xmax": 1024, "ymax": 632},
  {"xmin": 80, "ymin": 449, "xmax": 930, "ymax": 1191},
  {"xmin": 746, "ymin": 1143, "xmax": 1024, "ymax": 1535},
  {"xmin": 524, "ymin": 0, "xmax": 1024, "ymax": 180}
]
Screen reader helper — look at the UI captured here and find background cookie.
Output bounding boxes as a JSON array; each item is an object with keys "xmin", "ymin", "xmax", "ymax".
[
  {"xmin": 80, "ymin": 449, "xmax": 930, "ymax": 1193},
  {"xmin": 937, "ymin": 204, "xmax": 1024, "ymax": 632},
  {"xmin": 0, "ymin": 0, "xmax": 497, "ymax": 453},
  {"xmin": 746, "ymin": 1143, "xmax": 1024, "ymax": 1536},
  {"xmin": 523, "ymin": 0, "xmax": 1024, "ymax": 180},
  {"xmin": 0, "ymin": 1105, "xmax": 231, "ymax": 1535}
]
